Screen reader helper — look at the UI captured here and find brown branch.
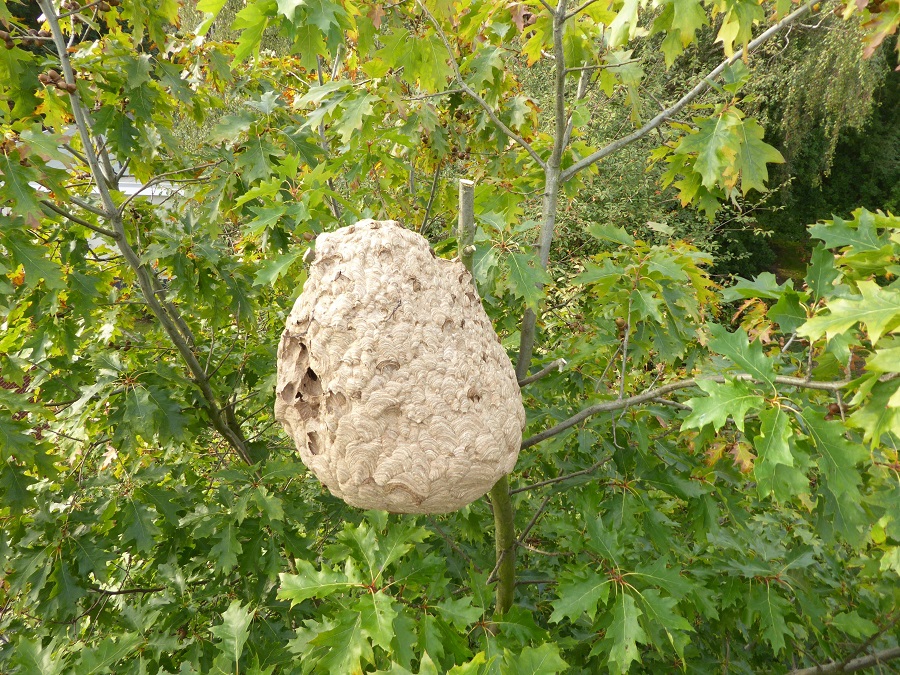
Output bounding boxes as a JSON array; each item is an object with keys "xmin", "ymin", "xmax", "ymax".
[
  {"xmin": 789, "ymin": 647, "xmax": 900, "ymax": 675},
  {"xmin": 521, "ymin": 375, "xmax": 851, "ymax": 450},
  {"xmin": 560, "ymin": 0, "xmax": 817, "ymax": 180}
]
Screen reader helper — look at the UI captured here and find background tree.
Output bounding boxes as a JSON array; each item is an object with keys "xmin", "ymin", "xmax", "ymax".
[{"xmin": 1, "ymin": 0, "xmax": 899, "ymax": 673}]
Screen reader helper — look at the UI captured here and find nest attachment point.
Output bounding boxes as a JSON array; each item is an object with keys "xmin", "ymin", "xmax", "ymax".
[{"xmin": 274, "ymin": 219, "xmax": 525, "ymax": 513}]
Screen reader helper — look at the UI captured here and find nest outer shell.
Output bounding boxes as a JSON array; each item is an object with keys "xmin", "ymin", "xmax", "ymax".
[{"xmin": 274, "ymin": 219, "xmax": 525, "ymax": 513}]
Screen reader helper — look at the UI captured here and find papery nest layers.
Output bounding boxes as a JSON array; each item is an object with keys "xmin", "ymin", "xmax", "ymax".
[{"xmin": 274, "ymin": 219, "xmax": 525, "ymax": 513}]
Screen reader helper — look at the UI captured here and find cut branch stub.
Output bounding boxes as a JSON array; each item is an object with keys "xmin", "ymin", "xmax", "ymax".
[{"xmin": 275, "ymin": 220, "xmax": 525, "ymax": 513}]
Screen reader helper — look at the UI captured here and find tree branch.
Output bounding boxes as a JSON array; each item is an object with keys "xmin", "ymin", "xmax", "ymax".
[
  {"xmin": 39, "ymin": 0, "xmax": 252, "ymax": 466},
  {"xmin": 510, "ymin": 457, "xmax": 609, "ymax": 494},
  {"xmin": 116, "ymin": 161, "xmax": 222, "ymax": 215},
  {"xmin": 419, "ymin": 161, "xmax": 442, "ymax": 232},
  {"xmin": 39, "ymin": 200, "xmax": 116, "ymax": 237},
  {"xmin": 560, "ymin": 0, "xmax": 817, "ymax": 181},
  {"xmin": 521, "ymin": 374, "xmax": 851, "ymax": 450},
  {"xmin": 790, "ymin": 647, "xmax": 900, "ymax": 675},
  {"xmin": 89, "ymin": 585, "xmax": 165, "ymax": 596},
  {"xmin": 565, "ymin": 0, "xmax": 601, "ymax": 20},
  {"xmin": 518, "ymin": 358, "xmax": 567, "ymax": 387},
  {"xmin": 416, "ymin": 0, "xmax": 547, "ymax": 171}
]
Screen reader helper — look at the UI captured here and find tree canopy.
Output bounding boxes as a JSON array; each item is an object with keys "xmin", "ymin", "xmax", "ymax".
[{"xmin": 1, "ymin": 0, "xmax": 899, "ymax": 673}]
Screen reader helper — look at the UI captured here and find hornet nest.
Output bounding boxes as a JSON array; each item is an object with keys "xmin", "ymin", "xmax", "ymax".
[{"xmin": 274, "ymin": 219, "xmax": 525, "ymax": 513}]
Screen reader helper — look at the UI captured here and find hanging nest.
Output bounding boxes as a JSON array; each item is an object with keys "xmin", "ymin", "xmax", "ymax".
[{"xmin": 274, "ymin": 219, "xmax": 525, "ymax": 514}]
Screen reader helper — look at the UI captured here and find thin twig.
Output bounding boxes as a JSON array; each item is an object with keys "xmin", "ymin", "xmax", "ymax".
[
  {"xmin": 419, "ymin": 161, "xmax": 442, "ymax": 232},
  {"xmin": 510, "ymin": 457, "xmax": 609, "ymax": 494},
  {"xmin": 565, "ymin": 0, "xmax": 601, "ymax": 19},
  {"xmin": 519, "ymin": 494, "xmax": 553, "ymax": 544},
  {"xmin": 88, "ymin": 585, "xmax": 164, "ymax": 596},
  {"xmin": 117, "ymin": 161, "xmax": 222, "ymax": 214}
]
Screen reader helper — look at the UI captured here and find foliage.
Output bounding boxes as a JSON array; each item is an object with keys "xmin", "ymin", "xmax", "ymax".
[{"xmin": 1, "ymin": 0, "xmax": 899, "ymax": 673}]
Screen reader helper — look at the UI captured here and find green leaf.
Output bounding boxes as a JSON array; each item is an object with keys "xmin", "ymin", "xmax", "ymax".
[
  {"xmin": 799, "ymin": 413, "xmax": 868, "ymax": 498},
  {"xmin": 638, "ymin": 589, "xmax": 693, "ymax": 658},
  {"xmin": 708, "ymin": 324, "xmax": 777, "ymax": 387},
  {"xmin": 721, "ymin": 272, "xmax": 793, "ymax": 301},
  {"xmin": 254, "ymin": 251, "xmax": 303, "ymax": 286},
  {"xmin": 0, "ymin": 152, "xmax": 43, "ymax": 225},
  {"xmin": 831, "ymin": 610, "xmax": 878, "ymax": 639},
  {"xmin": 0, "ymin": 462, "xmax": 37, "ymax": 512},
  {"xmin": 753, "ymin": 407, "xmax": 806, "ymax": 501},
  {"xmin": 5, "ymin": 233, "xmax": 66, "ymax": 290},
  {"xmin": 594, "ymin": 592, "xmax": 648, "ymax": 674},
  {"xmin": 734, "ymin": 118, "xmax": 784, "ymax": 196},
  {"xmin": 210, "ymin": 521, "xmax": 243, "ymax": 573},
  {"xmin": 276, "ymin": 0, "xmax": 305, "ymax": 20},
  {"xmin": 358, "ymin": 591, "xmax": 398, "ymax": 651},
  {"xmin": 809, "ymin": 211, "xmax": 888, "ymax": 252},
  {"xmin": 10, "ymin": 638, "xmax": 65, "ymax": 675},
  {"xmin": 436, "ymin": 595, "xmax": 484, "ymax": 630},
  {"xmin": 586, "ymin": 223, "xmax": 634, "ymax": 247},
  {"xmin": 768, "ymin": 291, "xmax": 807, "ymax": 334},
  {"xmin": 277, "ymin": 560, "xmax": 354, "ymax": 605},
  {"xmin": 505, "ymin": 251, "xmax": 551, "ymax": 311},
  {"xmin": 805, "ymin": 245, "xmax": 841, "ymax": 300},
  {"xmin": 210, "ymin": 600, "xmax": 254, "ymax": 665},
  {"xmin": 674, "ymin": 113, "xmax": 740, "ymax": 190},
  {"xmin": 231, "ymin": 0, "xmax": 272, "ymax": 64},
  {"xmin": 799, "ymin": 280, "xmax": 900, "ymax": 346},
  {"xmin": 747, "ymin": 583, "xmax": 790, "ymax": 654},
  {"xmin": 335, "ymin": 93, "xmax": 378, "ymax": 143},
  {"xmin": 549, "ymin": 571, "xmax": 611, "ymax": 623},
  {"xmin": 682, "ymin": 379, "xmax": 763, "ymax": 432},
  {"xmin": 312, "ymin": 609, "xmax": 374, "ymax": 673},
  {"xmin": 848, "ymin": 380, "xmax": 900, "ymax": 446},
  {"xmin": 123, "ymin": 499, "xmax": 160, "ymax": 553},
  {"xmin": 501, "ymin": 644, "xmax": 568, "ymax": 674},
  {"xmin": 49, "ymin": 559, "xmax": 86, "ymax": 614},
  {"xmin": 77, "ymin": 633, "xmax": 143, "ymax": 674}
]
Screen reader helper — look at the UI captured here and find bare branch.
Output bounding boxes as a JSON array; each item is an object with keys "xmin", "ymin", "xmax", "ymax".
[
  {"xmin": 521, "ymin": 374, "xmax": 851, "ymax": 450},
  {"xmin": 39, "ymin": 200, "xmax": 116, "ymax": 237},
  {"xmin": 416, "ymin": 0, "xmax": 547, "ymax": 171},
  {"xmin": 560, "ymin": 0, "xmax": 817, "ymax": 181},
  {"xmin": 789, "ymin": 647, "xmax": 900, "ymax": 675},
  {"xmin": 518, "ymin": 358, "xmax": 568, "ymax": 387}
]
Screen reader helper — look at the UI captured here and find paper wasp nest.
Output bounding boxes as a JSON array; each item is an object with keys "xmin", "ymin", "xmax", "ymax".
[{"xmin": 274, "ymin": 220, "xmax": 525, "ymax": 513}]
